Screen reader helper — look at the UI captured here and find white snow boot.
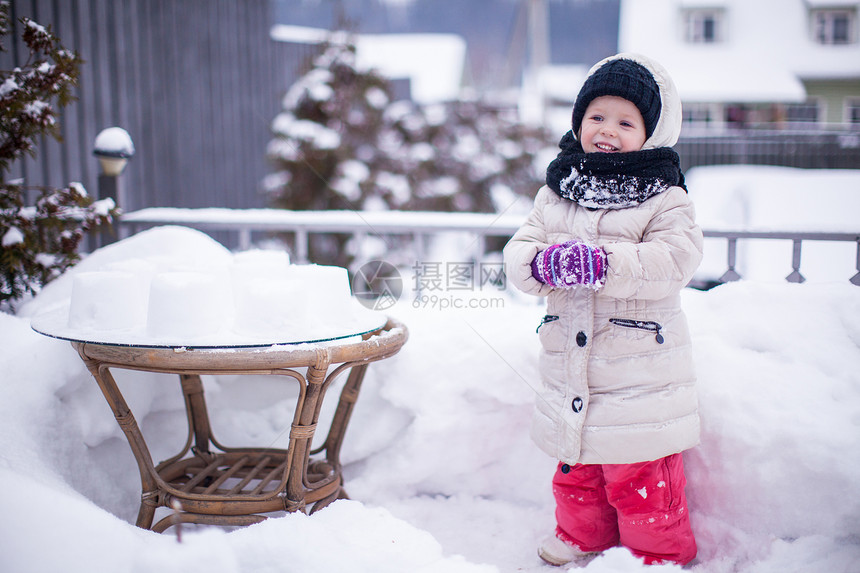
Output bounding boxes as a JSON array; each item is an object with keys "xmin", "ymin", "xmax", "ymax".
[{"xmin": 537, "ymin": 534, "xmax": 598, "ymax": 567}]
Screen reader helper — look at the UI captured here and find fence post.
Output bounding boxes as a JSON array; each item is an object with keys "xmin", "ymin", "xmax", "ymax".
[
  {"xmin": 238, "ymin": 229, "xmax": 252, "ymax": 251},
  {"xmin": 852, "ymin": 239, "xmax": 860, "ymax": 287},
  {"xmin": 786, "ymin": 239, "xmax": 806, "ymax": 283},
  {"xmin": 719, "ymin": 237, "xmax": 741, "ymax": 282},
  {"xmin": 294, "ymin": 229, "xmax": 309, "ymax": 263},
  {"xmin": 413, "ymin": 232, "xmax": 426, "ymax": 264},
  {"xmin": 473, "ymin": 233, "xmax": 486, "ymax": 261}
]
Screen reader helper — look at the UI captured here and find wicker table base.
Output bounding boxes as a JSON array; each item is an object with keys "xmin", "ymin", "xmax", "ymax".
[{"xmin": 70, "ymin": 318, "xmax": 407, "ymax": 532}]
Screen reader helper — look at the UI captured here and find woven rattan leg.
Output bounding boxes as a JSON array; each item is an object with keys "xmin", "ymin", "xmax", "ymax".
[
  {"xmin": 75, "ymin": 345, "xmax": 161, "ymax": 529},
  {"xmin": 137, "ymin": 492, "xmax": 159, "ymax": 529},
  {"xmin": 320, "ymin": 363, "xmax": 369, "ymax": 471},
  {"xmin": 285, "ymin": 360, "xmax": 329, "ymax": 507},
  {"xmin": 180, "ymin": 374, "xmax": 212, "ymax": 454},
  {"xmin": 152, "ymin": 511, "xmax": 267, "ymax": 533}
]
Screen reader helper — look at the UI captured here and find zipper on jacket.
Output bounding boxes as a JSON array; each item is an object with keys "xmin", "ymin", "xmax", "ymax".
[
  {"xmin": 536, "ymin": 314, "xmax": 559, "ymax": 333},
  {"xmin": 609, "ymin": 318, "xmax": 665, "ymax": 344}
]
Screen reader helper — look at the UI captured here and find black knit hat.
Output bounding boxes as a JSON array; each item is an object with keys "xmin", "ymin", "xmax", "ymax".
[{"xmin": 571, "ymin": 58, "xmax": 662, "ymax": 140}]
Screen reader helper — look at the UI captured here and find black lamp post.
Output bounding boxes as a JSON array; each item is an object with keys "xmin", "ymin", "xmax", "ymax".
[{"xmin": 93, "ymin": 127, "xmax": 134, "ymax": 246}]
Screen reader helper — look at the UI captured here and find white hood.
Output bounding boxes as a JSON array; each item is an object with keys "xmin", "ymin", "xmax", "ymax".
[{"xmin": 583, "ymin": 52, "xmax": 683, "ymax": 149}]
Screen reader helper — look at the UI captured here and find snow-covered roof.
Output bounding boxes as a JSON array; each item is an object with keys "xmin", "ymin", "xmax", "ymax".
[
  {"xmin": 522, "ymin": 64, "xmax": 589, "ymax": 130},
  {"xmin": 804, "ymin": 0, "xmax": 859, "ymax": 6},
  {"xmin": 665, "ymin": 57, "xmax": 807, "ymax": 103},
  {"xmin": 270, "ymin": 24, "xmax": 331, "ymax": 44},
  {"xmin": 538, "ymin": 65, "xmax": 589, "ymax": 102},
  {"xmin": 355, "ymin": 34, "xmax": 466, "ymax": 105},
  {"xmin": 619, "ymin": 0, "xmax": 860, "ymax": 103},
  {"xmin": 271, "ymin": 25, "xmax": 467, "ymax": 104}
]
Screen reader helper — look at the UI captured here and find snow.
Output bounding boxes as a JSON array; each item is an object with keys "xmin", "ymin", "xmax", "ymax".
[
  {"xmin": 422, "ymin": 176, "xmax": 460, "ymax": 197},
  {"xmin": 270, "ymin": 114, "xmax": 341, "ymax": 151},
  {"xmin": 0, "ymin": 77, "xmax": 19, "ymax": 98},
  {"xmin": 377, "ymin": 171, "xmax": 412, "ymax": 205},
  {"xmin": 3, "ymin": 214, "xmax": 860, "ymax": 572},
  {"xmin": 333, "ymin": 160, "xmax": 372, "ymax": 201},
  {"xmin": 2, "ymin": 226, "xmax": 24, "ymax": 247},
  {"xmin": 69, "ymin": 181, "xmax": 88, "ymax": 197},
  {"xmin": 120, "ymin": 205, "xmax": 528, "ymax": 234},
  {"xmin": 93, "ymin": 127, "xmax": 135, "ymax": 158},
  {"xmin": 23, "ymin": 99, "xmax": 50, "ymax": 118},
  {"xmin": 90, "ymin": 197, "xmax": 115, "ymax": 216},
  {"xmin": 28, "ymin": 227, "xmax": 381, "ymax": 347},
  {"xmin": 33, "ymin": 252, "xmax": 59, "ymax": 268},
  {"xmin": 24, "ymin": 19, "xmax": 47, "ymax": 34}
]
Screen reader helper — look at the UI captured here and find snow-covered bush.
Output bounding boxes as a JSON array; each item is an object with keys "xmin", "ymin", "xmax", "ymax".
[
  {"xmin": 0, "ymin": 2, "xmax": 116, "ymax": 310},
  {"xmin": 379, "ymin": 98, "xmax": 549, "ymax": 214}
]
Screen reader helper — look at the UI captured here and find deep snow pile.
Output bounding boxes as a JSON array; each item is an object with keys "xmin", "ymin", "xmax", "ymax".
[{"xmin": 1, "ymin": 226, "xmax": 859, "ymax": 573}]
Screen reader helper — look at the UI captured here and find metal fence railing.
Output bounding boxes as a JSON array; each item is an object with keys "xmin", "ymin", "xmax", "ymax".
[
  {"xmin": 119, "ymin": 208, "xmax": 860, "ymax": 288},
  {"xmin": 675, "ymin": 130, "xmax": 860, "ymax": 172}
]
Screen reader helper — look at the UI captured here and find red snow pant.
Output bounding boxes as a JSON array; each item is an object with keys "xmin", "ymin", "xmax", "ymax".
[{"xmin": 552, "ymin": 453, "xmax": 697, "ymax": 566}]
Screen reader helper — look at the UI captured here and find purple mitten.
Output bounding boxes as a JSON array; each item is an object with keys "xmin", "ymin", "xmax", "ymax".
[{"xmin": 531, "ymin": 241, "xmax": 607, "ymax": 288}]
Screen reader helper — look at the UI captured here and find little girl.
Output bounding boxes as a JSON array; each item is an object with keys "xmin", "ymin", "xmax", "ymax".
[{"xmin": 504, "ymin": 53, "xmax": 703, "ymax": 566}]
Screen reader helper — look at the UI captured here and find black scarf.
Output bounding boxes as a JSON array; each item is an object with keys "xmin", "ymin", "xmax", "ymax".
[{"xmin": 545, "ymin": 131, "xmax": 686, "ymax": 209}]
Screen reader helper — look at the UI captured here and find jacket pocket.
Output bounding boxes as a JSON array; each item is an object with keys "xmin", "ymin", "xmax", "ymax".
[
  {"xmin": 536, "ymin": 314, "xmax": 558, "ymax": 333},
  {"xmin": 537, "ymin": 314, "xmax": 566, "ymax": 353},
  {"xmin": 609, "ymin": 318, "xmax": 664, "ymax": 344}
]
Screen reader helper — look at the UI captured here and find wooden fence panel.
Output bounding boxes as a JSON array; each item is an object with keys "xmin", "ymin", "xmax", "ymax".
[{"xmin": 3, "ymin": 0, "xmax": 317, "ymax": 214}]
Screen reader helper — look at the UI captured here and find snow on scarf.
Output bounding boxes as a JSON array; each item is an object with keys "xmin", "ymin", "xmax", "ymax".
[{"xmin": 545, "ymin": 131, "xmax": 686, "ymax": 209}]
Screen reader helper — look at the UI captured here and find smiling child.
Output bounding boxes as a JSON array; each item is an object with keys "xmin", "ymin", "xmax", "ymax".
[{"xmin": 504, "ymin": 54, "xmax": 703, "ymax": 567}]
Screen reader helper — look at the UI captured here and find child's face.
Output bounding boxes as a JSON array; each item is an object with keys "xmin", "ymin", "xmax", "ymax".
[{"xmin": 578, "ymin": 95, "xmax": 647, "ymax": 153}]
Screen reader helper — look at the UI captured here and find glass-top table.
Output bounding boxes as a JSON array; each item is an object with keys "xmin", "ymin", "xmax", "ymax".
[
  {"xmin": 30, "ymin": 300, "xmax": 389, "ymax": 348},
  {"xmin": 32, "ymin": 315, "xmax": 408, "ymax": 532}
]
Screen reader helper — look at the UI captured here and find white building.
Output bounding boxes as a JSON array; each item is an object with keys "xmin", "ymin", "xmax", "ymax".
[{"xmin": 619, "ymin": 0, "xmax": 860, "ymax": 130}]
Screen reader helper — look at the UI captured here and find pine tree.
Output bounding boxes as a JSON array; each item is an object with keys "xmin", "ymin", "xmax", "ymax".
[
  {"xmin": 0, "ymin": 2, "xmax": 116, "ymax": 310},
  {"xmin": 265, "ymin": 35, "xmax": 393, "ymax": 213},
  {"xmin": 264, "ymin": 32, "xmax": 549, "ymax": 264}
]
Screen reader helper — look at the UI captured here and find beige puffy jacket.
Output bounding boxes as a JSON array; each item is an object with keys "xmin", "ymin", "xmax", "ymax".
[{"xmin": 503, "ymin": 54, "xmax": 704, "ymax": 465}]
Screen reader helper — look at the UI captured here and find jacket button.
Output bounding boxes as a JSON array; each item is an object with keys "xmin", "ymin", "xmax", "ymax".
[
  {"xmin": 561, "ymin": 464, "xmax": 571, "ymax": 473},
  {"xmin": 572, "ymin": 397, "xmax": 583, "ymax": 413},
  {"xmin": 576, "ymin": 331, "xmax": 587, "ymax": 347}
]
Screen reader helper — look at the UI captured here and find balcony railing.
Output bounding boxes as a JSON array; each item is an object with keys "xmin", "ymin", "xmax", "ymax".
[{"xmin": 119, "ymin": 208, "xmax": 860, "ymax": 288}]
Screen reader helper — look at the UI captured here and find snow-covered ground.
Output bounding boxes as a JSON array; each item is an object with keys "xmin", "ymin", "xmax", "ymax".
[{"xmin": 2, "ymin": 211, "xmax": 859, "ymax": 572}]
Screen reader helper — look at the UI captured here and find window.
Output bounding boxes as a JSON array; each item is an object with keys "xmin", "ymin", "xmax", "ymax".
[
  {"xmin": 786, "ymin": 101, "xmax": 822, "ymax": 124},
  {"xmin": 682, "ymin": 103, "xmax": 716, "ymax": 126},
  {"xmin": 812, "ymin": 9, "xmax": 856, "ymax": 44},
  {"xmin": 846, "ymin": 98, "xmax": 860, "ymax": 124},
  {"xmin": 684, "ymin": 9, "xmax": 725, "ymax": 44}
]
